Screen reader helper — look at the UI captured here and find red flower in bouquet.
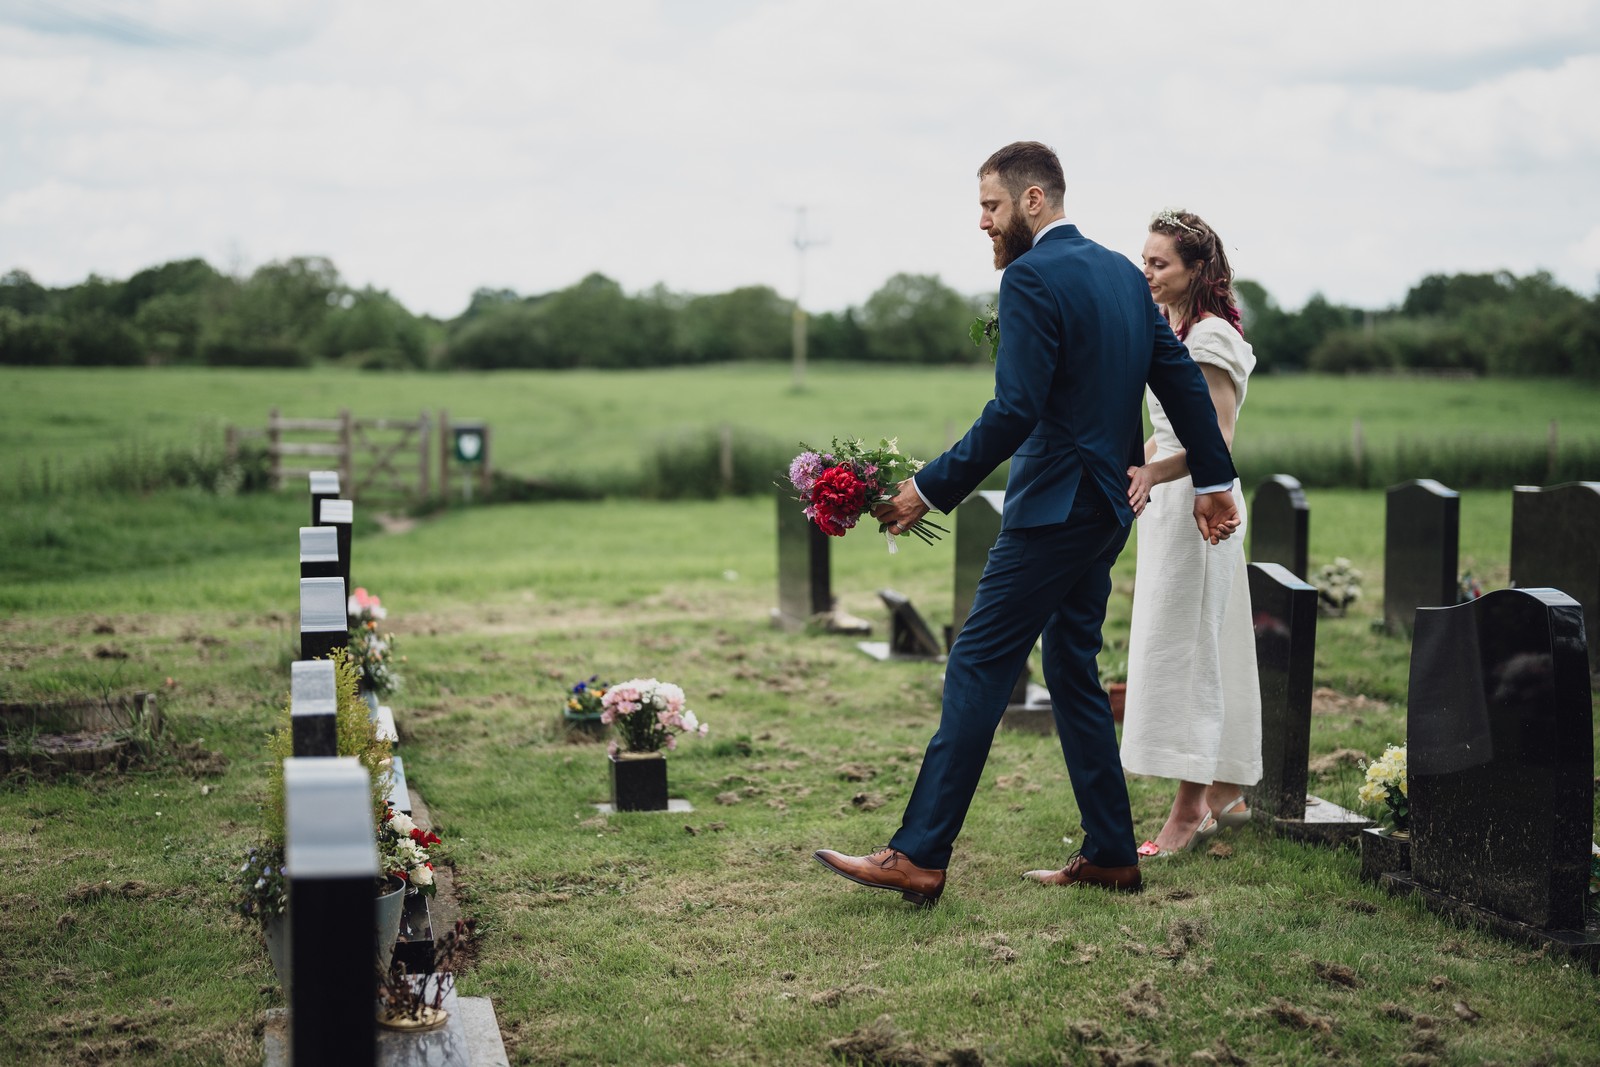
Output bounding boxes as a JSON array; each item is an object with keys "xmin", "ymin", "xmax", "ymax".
[{"xmin": 810, "ymin": 465, "xmax": 871, "ymax": 536}]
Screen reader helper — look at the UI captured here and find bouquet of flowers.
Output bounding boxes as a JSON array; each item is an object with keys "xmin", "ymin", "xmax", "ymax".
[
  {"xmin": 378, "ymin": 801, "xmax": 441, "ymax": 897},
  {"xmin": 601, "ymin": 677, "xmax": 707, "ymax": 756},
  {"xmin": 348, "ymin": 587, "xmax": 403, "ymax": 697},
  {"xmin": 1311, "ymin": 558, "xmax": 1363, "ymax": 617},
  {"xmin": 969, "ymin": 302, "xmax": 1000, "ymax": 362},
  {"xmin": 786, "ymin": 437, "xmax": 947, "ymax": 553},
  {"xmin": 566, "ymin": 676, "xmax": 609, "ymax": 717},
  {"xmin": 1358, "ymin": 743, "xmax": 1408, "ymax": 833}
]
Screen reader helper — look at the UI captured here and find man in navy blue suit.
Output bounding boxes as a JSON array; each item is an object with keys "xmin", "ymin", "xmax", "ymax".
[{"xmin": 815, "ymin": 142, "xmax": 1240, "ymax": 904}]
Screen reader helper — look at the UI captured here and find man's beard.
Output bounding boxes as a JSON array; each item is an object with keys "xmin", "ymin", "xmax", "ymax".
[{"xmin": 993, "ymin": 210, "xmax": 1034, "ymax": 269}]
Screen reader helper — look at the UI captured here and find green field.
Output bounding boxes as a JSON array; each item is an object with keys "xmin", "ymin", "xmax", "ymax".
[
  {"xmin": 1, "ymin": 367, "xmax": 1598, "ymax": 1065},
  {"xmin": 4, "ymin": 365, "xmax": 1599, "ymax": 491}
]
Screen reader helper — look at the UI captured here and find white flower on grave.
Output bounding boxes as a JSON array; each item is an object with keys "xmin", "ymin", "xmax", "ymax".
[
  {"xmin": 411, "ymin": 864, "xmax": 434, "ymax": 888},
  {"xmin": 389, "ymin": 811, "xmax": 416, "ymax": 836}
]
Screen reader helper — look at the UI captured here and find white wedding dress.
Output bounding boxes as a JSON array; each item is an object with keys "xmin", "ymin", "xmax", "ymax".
[{"xmin": 1119, "ymin": 317, "xmax": 1262, "ymax": 786}]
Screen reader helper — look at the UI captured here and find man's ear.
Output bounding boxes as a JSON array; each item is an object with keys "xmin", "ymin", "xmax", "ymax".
[{"xmin": 1025, "ymin": 186, "xmax": 1045, "ymax": 216}]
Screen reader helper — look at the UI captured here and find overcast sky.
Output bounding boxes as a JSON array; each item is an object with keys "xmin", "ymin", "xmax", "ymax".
[{"xmin": 3, "ymin": 0, "xmax": 1598, "ymax": 319}]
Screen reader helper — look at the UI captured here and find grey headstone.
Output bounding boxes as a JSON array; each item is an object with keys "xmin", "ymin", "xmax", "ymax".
[
  {"xmin": 1406, "ymin": 588, "xmax": 1593, "ymax": 931},
  {"xmin": 300, "ymin": 576, "xmax": 349, "ymax": 662},
  {"xmin": 284, "ymin": 757, "xmax": 377, "ymax": 1067},
  {"xmin": 1384, "ymin": 479, "xmax": 1461, "ymax": 632},
  {"xmin": 1510, "ymin": 482, "xmax": 1600, "ymax": 672},
  {"xmin": 950, "ymin": 491, "xmax": 1048, "ymax": 728},
  {"xmin": 1249, "ymin": 475, "xmax": 1310, "ymax": 581},
  {"xmin": 299, "ymin": 525, "xmax": 340, "ymax": 582},
  {"xmin": 290, "ymin": 660, "xmax": 339, "ymax": 757}
]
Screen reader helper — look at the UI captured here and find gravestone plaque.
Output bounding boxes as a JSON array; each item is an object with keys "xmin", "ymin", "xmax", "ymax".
[
  {"xmin": 290, "ymin": 660, "xmax": 338, "ymax": 757},
  {"xmin": 284, "ymin": 757, "xmax": 377, "ymax": 1067},
  {"xmin": 1397, "ymin": 588, "xmax": 1595, "ymax": 944},
  {"xmin": 317, "ymin": 498, "xmax": 354, "ymax": 593},
  {"xmin": 772, "ymin": 493, "xmax": 869, "ymax": 634},
  {"xmin": 299, "ymin": 576, "xmax": 349, "ymax": 662},
  {"xmin": 1244, "ymin": 562, "xmax": 1372, "ymax": 841},
  {"xmin": 1384, "ymin": 479, "xmax": 1460, "ymax": 632},
  {"xmin": 309, "ymin": 470, "xmax": 340, "ymax": 529},
  {"xmin": 1510, "ymin": 482, "xmax": 1600, "ymax": 672},
  {"xmin": 859, "ymin": 589, "xmax": 945, "ymax": 662},
  {"xmin": 1249, "ymin": 475, "xmax": 1309, "ymax": 581},
  {"xmin": 299, "ymin": 525, "xmax": 340, "ymax": 582}
]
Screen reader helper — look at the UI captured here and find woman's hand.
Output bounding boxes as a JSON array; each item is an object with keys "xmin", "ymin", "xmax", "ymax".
[{"xmin": 1127, "ymin": 464, "xmax": 1157, "ymax": 516}]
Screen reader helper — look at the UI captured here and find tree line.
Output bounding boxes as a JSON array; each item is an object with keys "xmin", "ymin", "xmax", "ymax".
[{"xmin": 2, "ymin": 256, "xmax": 1597, "ymax": 378}]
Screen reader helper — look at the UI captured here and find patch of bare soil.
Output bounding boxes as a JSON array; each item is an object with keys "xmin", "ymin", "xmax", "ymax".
[
  {"xmin": 1313, "ymin": 687, "xmax": 1391, "ymax": 716},
  {"xmin": 824, "ymin": 1014, "xmax": 984, "ymax": 1066},
  {"xmin": 1307, "ymin": 747, "xmax": 1368, "ymax": 774}
]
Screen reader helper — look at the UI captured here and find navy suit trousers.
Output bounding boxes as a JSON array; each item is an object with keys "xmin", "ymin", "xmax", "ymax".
[{"xmin": 889, "ymin": 491, "xmax": 1137, "ymax": 870}]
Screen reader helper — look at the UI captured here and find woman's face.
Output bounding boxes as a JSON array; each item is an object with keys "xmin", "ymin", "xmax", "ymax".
[{"xmin": 1142, "ymin": 231, "xmax": 1199, "ymax": 308}]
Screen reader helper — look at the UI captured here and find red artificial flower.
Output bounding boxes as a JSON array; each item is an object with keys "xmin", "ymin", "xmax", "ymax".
[{"xmin": 810, "ymin": 465, "xmax": 870, "ymax": 537}]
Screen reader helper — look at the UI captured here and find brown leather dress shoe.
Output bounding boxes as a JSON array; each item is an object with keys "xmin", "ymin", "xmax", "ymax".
[
  {"xmin": 814, "ymin": 847, "xmax": 945, "ymax": 907},
  {"xmin": 1023, "ymin": 851, "xmax": 1142, "ymax": 894}
]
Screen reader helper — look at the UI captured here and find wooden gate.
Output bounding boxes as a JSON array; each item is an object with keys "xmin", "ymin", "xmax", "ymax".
[{"xmin": 230, "ymin": 409, "xmax": 433, "ymax": 501}]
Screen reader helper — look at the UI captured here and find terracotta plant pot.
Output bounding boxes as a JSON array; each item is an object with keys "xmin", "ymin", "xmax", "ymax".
[
  {"xmin": 1106, "ymin": 682, "xmax": 1127, "ymax": 724},
  {"xmin": 609, "ymin": 751, "xmax": 669, "ymax": 811}
]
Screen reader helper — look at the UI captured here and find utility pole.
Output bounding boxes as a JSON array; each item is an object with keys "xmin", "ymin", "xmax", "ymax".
[{"xmin": 791, "ymin": 206, "xmax": 825, "ymax": 391}]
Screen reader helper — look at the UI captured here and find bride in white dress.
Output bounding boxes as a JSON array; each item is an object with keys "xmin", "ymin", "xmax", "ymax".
[{"xmin": 1119, "ymin": 209, "xmax": 1262, "ymax": 857}]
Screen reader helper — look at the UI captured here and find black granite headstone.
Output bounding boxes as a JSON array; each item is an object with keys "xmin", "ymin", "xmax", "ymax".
[
  {"xmin": 290, "ymin": 660, "xmax": 338, "ymax": 757},
  {"xmin": 1384, "ymin": 479, "xmax": 1460, "ymax": 632},
  {"xmin": 773, "ymin": 492, "xmax": 831, "ymax": 630},
  {"xmin": 284, "ymin": 757, "xmax": 377, "ymax": 1067},
  {"xmin": 1510, "ymin": 482, "xmax": 1600, "ymax": 672},
  {"xmin": 299, "ymin": 526, "xmax": 340, "ymax": 582},
  {"xmin": 299, "ymin": 576, "xmax": 349, "ymax": 663},
  {"xmin": 309, "ymin": 470, "xmax": 340, "ymax": 529},
  {"xmin": 1403, "ymin": 588, "xmax": 1593, "ymax": 933},
  {"xmin": 317, "ymin": 498, "xmax": 354, "ymax": 594},
  {"xmin": 1249, "ymin": 475, "xmax": 1310, "ymax": 581},
  {"xmin": 1244, "ymin": 562, "xmax": 1372, "ymax": 840},
  {"xmin": 879, "ymin": 589, "xmax": 944, "ymax": 661},
  {"xmin": 950, "ymin": 491, "xmax": 1049, "ymax": 727}
]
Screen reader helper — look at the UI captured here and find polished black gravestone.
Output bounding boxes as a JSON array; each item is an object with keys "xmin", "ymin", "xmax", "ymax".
[
  {"xmin": 300, "ymin": 576, "xmax": 349, "ymax": 663},
  {"xmin": 1249, "ymin": 475, "xmax": 1309, "ymax": 581},
  {"xmin": 290, "ymin": 660, "xmax": 339, "ymax": 757},
  {"xmin": 309, "ymin": 469, "xmax": 341, "ymax": 528},
  {"xmin": 1384, "ymin": 479, "xmax": 1461, "ymax": 633},
  {"xmin": 1244, "ymin": 562, "xmax": 1372, "ymax": 842},
  {"xmin": 318, "ymin": 498, "xmax": 355, "ymax": 593},
  {"xmin": 300, "ymin": 525, "xmax": 341, "ymax": 582},
  {"xmin": 1510, "ymin": 482, "xmax": 1600, "ymax": 673},
  {"xmin": 950, "ymin": 491, "xmax": 1051, "ymax": 731},
  {"xmin": 1385, "ymin": 588, "xmax": 1598, "ymax": 965},
  {"xmin": 284, "ymin": 757, "xmax": 377, "ymax": 1067},
  {"xmin": 858, "ymin": 589, "xmax": 945, "ymax": 662},
  {"xmin": 772, "ymin": 494, "xmax": 869, "ymax": 634}
]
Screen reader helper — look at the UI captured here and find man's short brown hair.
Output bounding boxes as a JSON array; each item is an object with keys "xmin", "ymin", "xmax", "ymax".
[{"xmin": 978, "ymin": 142, "xmax": 1065, "ymax": 208}]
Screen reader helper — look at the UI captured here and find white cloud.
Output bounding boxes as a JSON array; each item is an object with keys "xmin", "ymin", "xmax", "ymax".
[{"xmin": 1, "ymin": 0, "xmax": 1597, "ymax": 318}]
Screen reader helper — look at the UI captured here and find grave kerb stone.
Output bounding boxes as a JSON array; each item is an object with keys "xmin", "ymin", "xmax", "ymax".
[{"xmin": 284, "ymin": 756, "xmax": 377, "ymax": 1067}]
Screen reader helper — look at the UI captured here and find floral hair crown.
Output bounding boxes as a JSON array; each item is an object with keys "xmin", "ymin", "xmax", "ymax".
[{"xmin": 1151, "ymin": 208, "xmax": 1199, "ymax": 235}]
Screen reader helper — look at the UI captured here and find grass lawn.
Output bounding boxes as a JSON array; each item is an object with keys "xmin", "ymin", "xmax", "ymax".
[{"xmin": 0, "ymin": 486, "xmax": 1595, "ymax": 1065}]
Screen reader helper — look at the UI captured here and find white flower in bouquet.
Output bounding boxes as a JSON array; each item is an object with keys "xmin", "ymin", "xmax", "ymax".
[{"xmin": 602, "ymin": 677, "xmax": 709, "ymax": 754}]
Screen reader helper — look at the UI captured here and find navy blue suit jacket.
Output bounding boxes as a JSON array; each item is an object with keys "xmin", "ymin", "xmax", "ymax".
[{"xmin": 916, "ymin": 225, "xmax": 1236, "ymax": 530}]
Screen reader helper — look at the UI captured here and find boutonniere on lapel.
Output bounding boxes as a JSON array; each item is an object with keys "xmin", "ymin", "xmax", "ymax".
[{"xmin": 969, "ymin": 303, "xmax": 1000, "ymax": 363}]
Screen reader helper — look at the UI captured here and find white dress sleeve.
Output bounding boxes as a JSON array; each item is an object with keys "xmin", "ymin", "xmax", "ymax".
[{"xmin": 1185, "ymin": 319, "xmax": 1256, "ymax": 411}]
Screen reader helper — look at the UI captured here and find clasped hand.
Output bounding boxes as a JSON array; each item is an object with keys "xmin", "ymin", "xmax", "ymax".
[{"xmin": 1127, "ymin": 465, "xmax": 1240, "ymax": 545}]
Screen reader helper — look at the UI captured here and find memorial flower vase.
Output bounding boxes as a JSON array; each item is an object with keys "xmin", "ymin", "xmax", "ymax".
[
  {"xmin": 360, "ymin": 685, "xmax": 380, "ymax": 715},
  {"xmin": 1359, "ymin": 825, "xmax": 1411, "ymax": 884},
  {"xmin": 1106, "ymin": 682, "xmax": 1127, "ymax": 724},
  {"xmin": 609, "ymin": 750, "xmax": 669, "ymax": 811},
  {"xmin": 562, "ymin": 708, "xmax": 608, "ymax": 740},
  {"xmin": 375, "ymin": 874, "xmax": 407, "ymax": 974}
]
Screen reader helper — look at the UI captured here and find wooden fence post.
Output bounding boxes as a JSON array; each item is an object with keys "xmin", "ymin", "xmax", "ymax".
[
  {"xmin": 419, "ymin": 410, "xmax": 431, "ymax": 499},
  {"xmin": 338, "ymin": 408, "xmax": 353, "ymax": 491},
  {"xmin": 439, "ymin": 409, "xmax": 451, "ymax": 502},
  {"xmin": 269, "ymin": 407, "xmax": 283, "ymax": 490}
]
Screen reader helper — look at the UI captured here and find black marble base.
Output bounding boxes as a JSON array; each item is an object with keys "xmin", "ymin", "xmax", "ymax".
[
  {"xmin": 1271, "ymin": 794, "xmax": 1374, "ymax": 846},
  {"xmin": 1381, "ymin": 872, "xmax": 1600, "ymax": 971},
  {"xmin": 1360, "ymin": 827, "xmax": 1411, "ymax": 884}
]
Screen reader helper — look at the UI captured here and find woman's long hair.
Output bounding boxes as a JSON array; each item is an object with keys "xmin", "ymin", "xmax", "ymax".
[{"xmin": 1149, "ymin": 209, "xmax": 1241, "ymax": 341}]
